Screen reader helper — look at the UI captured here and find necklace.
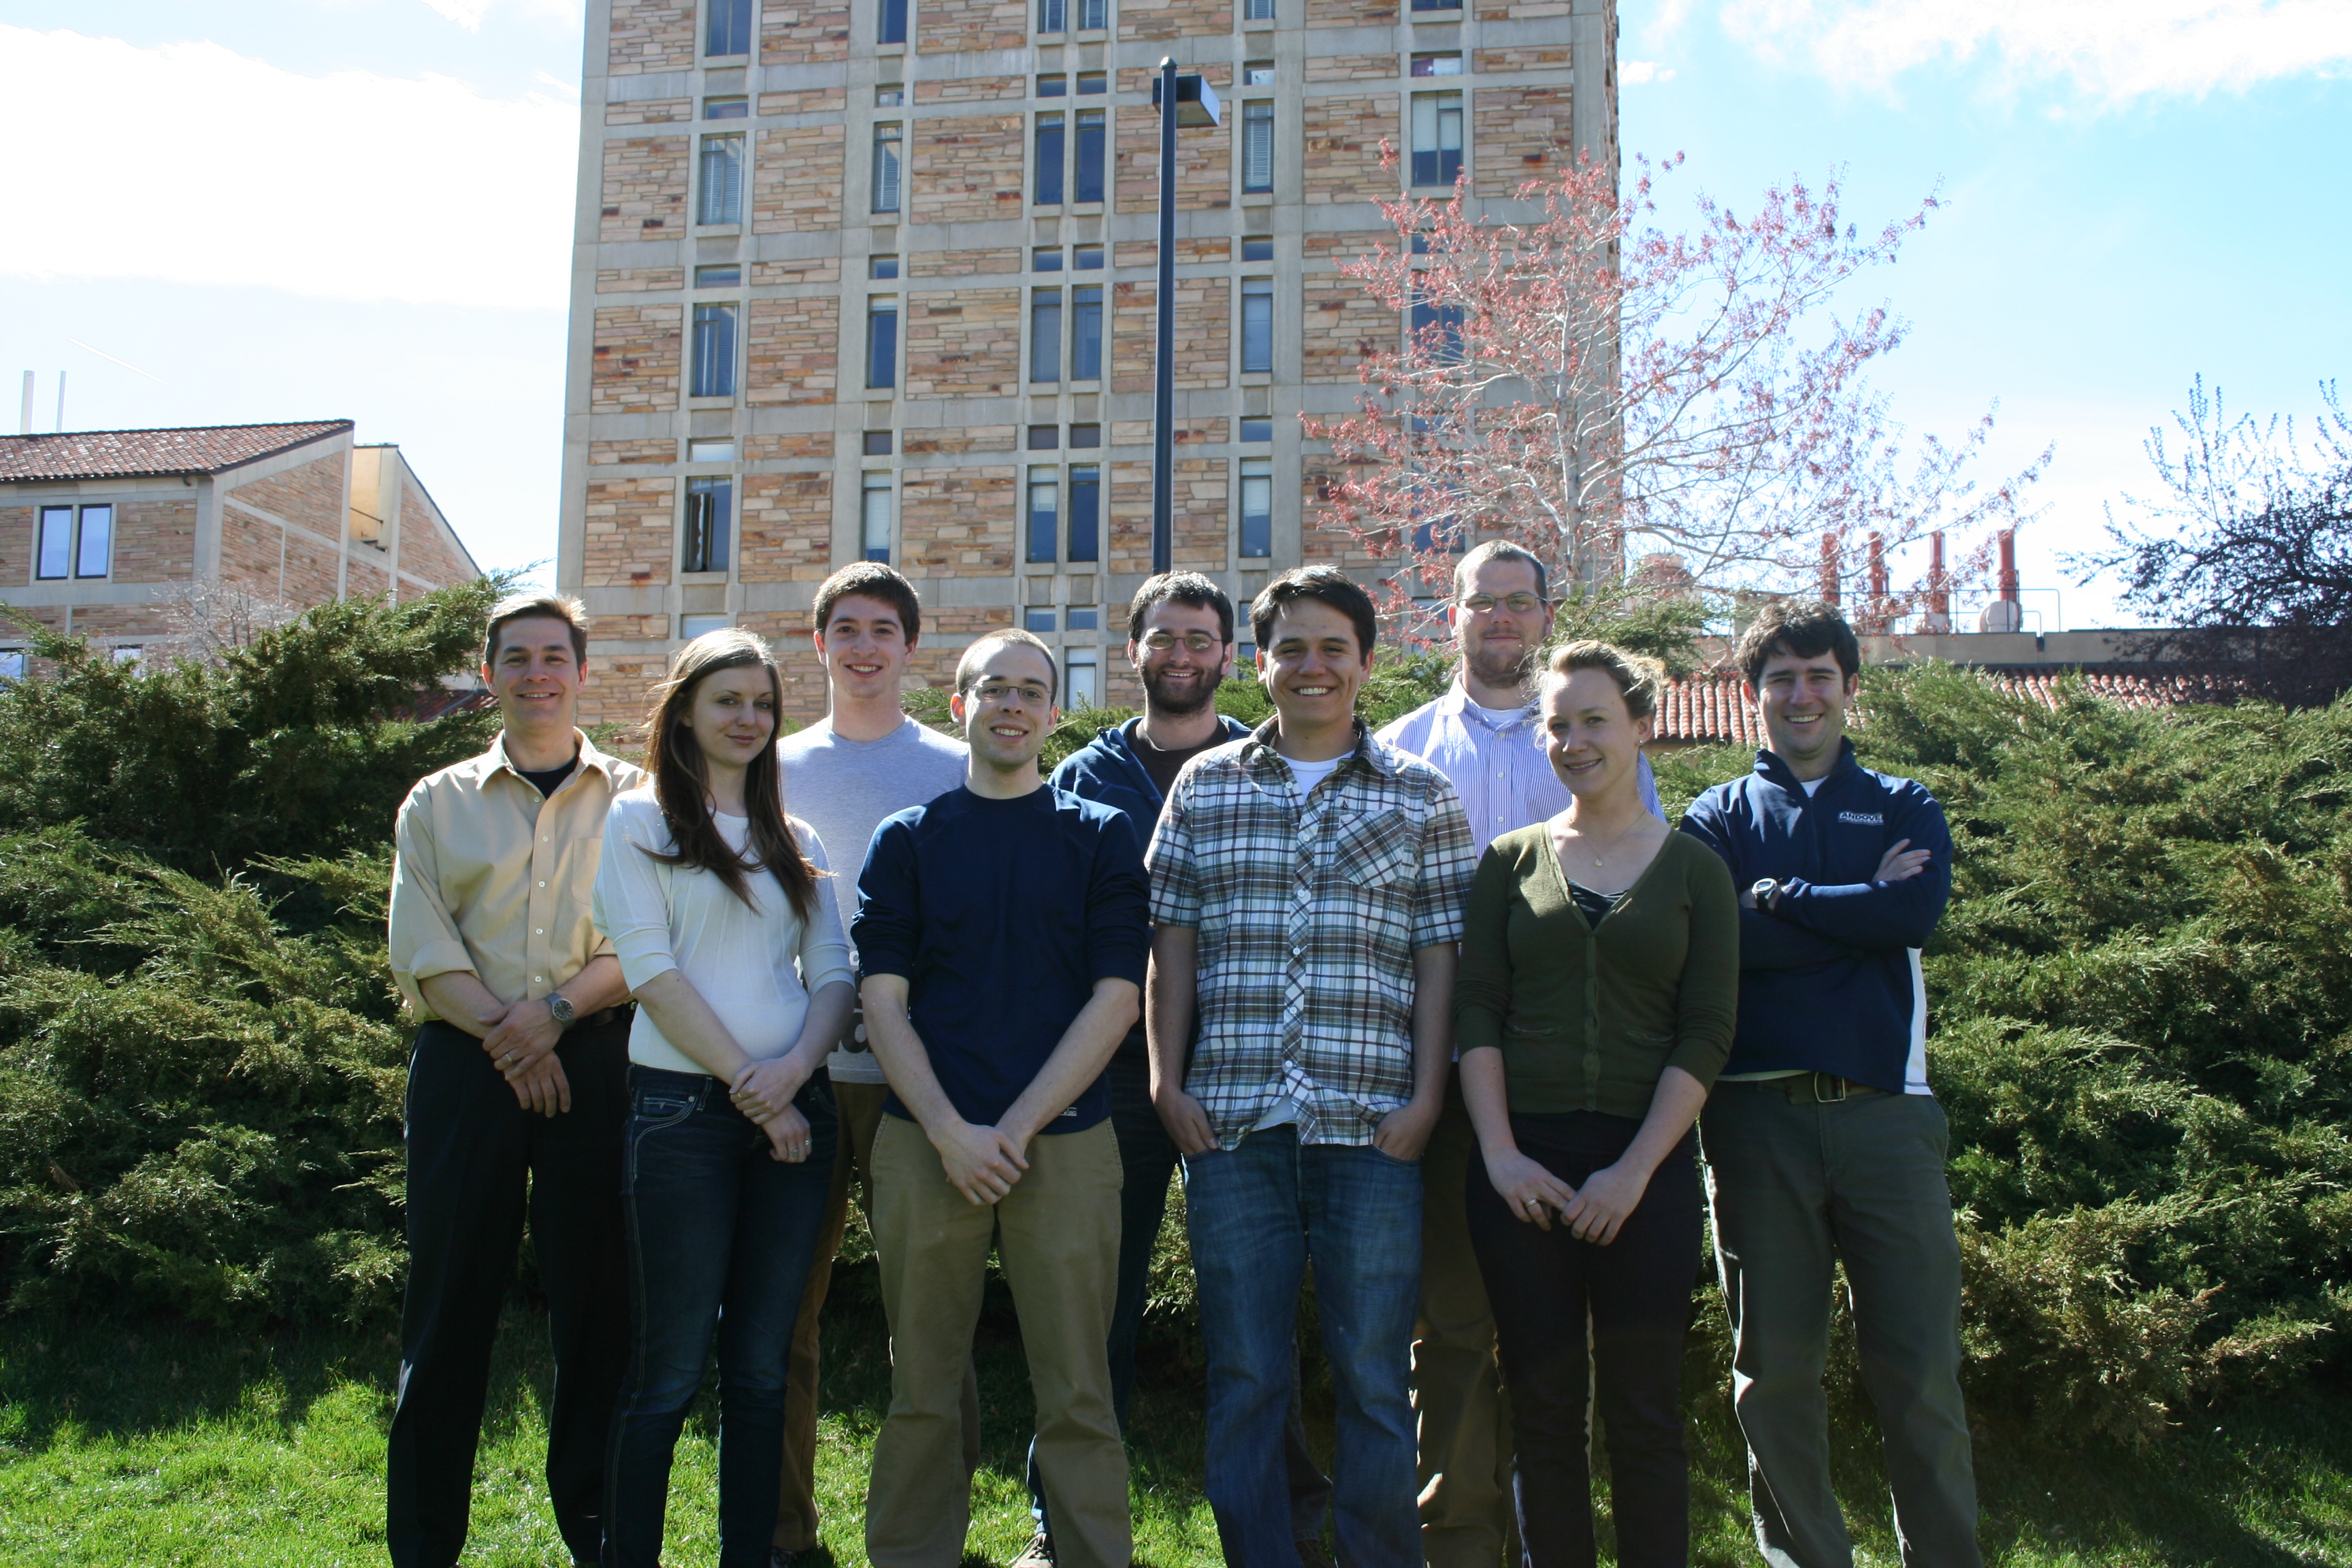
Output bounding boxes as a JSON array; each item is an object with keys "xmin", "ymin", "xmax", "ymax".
[{"xmin": 1562, "ymin": 814, "xmax": 1642, "ymax": 869}]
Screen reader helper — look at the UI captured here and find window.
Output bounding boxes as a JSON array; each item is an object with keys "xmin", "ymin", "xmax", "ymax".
[
  {"xmin": 1029, "ymin": 423, "xmax": 1061, "ymax": 449},
  {"xmin": 698, "ymin": 133, "xmax": 744, "ymax": 225},
  {"xmin": 706, "ymin": 0, "xmax": 753, "ymax": 54},
  {"xmin": 705, "ymin": 95, "xmax": 749, "ymax": 118},
  {"xmin": 1072, "ymin": 285, "xmax": 1103, "ymax": 379},
  {"xmin": 1240, "ymin": 416, "xmax": 1272, "ymax": 443},
  {"xmin": 1066, "ymin": 649, "xmax": 1099, "ymax": 707},
  {"xmin": 877, "ymin": 84, "xmax": 905, "ymax": 105},
  {"xmin": 1027, "ymin": 466, "xmax": 1060, "ymax": 563},
  {"xmin": 1243, "ymin": 0, "xmax": 1275, "ymax": 20},
  {"xmin": 1412, "ymin": 290, "xmax": 1465, "ymax": 361},
  {"xmin": 688, "ymin": 437, "xmax": 736, "ymax": 461},
  {"xmin": 695, "ymin": 263, "xmax": 742, "ymax": 288},
  {"xmin": 1077, "ymin": 70, "xmax": 1107, "ymax": 93},
  {"xmin": 1241, "ymin": 101, "xmax": 1274, "ymax": 194},
  {"xmin": 681, "ymin": 613, "xmax": 732, "ymax": 640},
  {"xmin": 1032, "ymin": 288, "xmax": 1063, "ymax": 383},
  {"xmin": 74, "ymin": 506, "xmax": 112, "ymax": 577},
  {"xmin": 864, "ymin": 429, "xmax": 894, "ymax": 455},
  {"xmin": 1068, "ymin": 463, "xmax": 1100, "ymax": 562},
  {"xmin": 1034, "ymin": 246, "xmax": 1064, "ymax": 272},
  {"xmin": 690, "ymin": 303, "xmax": 738, "ymax": 396},
  {"xmin": 868, "ymin": 299, "xmax": 899, "ymax": 389},
  {"xmin": 1067, "ymin": 607, "xmax": 1099, "ymax": 631},
  {"xmin": 1035, "ymin": 112, "xmax": 1065, "ymax": 204},
  {"xmin": 0, "ymin": 651, "xmax": 21, "ymax": 682},
  {"xmin": 872, "ymin": 124, "xmax": 902, "ymax": 212},
  {"xmin": 1074, "ymin": 108, "xmax": 1105, "ymax": 202},
  {"xmin": 1039, "ymin": 0, "xmax": 1066, "ymax": 31},
  {"xmin": 1073, "ymin": 242, "xmax": 1104, "ymax": 270},
  {"xmin": 1411, "ymin": 0, "xmax": 1462, "ymax": 10},
  {"xmin": 879, "ymin": 0, "xmax": 907, "ymax": 44},
  {"xmin": 1079, "ymin": 0, "xmax": 1107, "ymax": 27},
  {"xmin": 1243, "ymin": 61, "xmax": 1275, "ymax": 86},
  {"xmin": 1243, "ymin": 235, "xmax": 1274, "ymax": 262},
  {"xmin": 1411, "ymin": 91, "xmax": 1463, "ymax": 186},
  {"xmin": 35, "ymin": 506, "xmax": 72, "ymax": 579},
  {"xmin": 1025, "ymin": 608, "xmax": 1057, "ymax": 633},
  {"xmin": 870, "ymin": 253, "xmax": 900, "ymax": 279},
  {"xmin": 1039, "ymin": 74, "xmax": 1068, "ymax": 97},
  {"xmin": 683, "ymin": 476, "xmax": 732, "ymax": 572},
  {"xmin": 1241, "ymin": 278, "xmax": 1273, "ymax": 374},
  {"xmin": 862, "ymin": 472, "xmax": 894, "ymax": 561},
  {"xmin": 1411, "ymin": 52, "xmax": 1463, "ymax": 75},
  {"xmin": 111, "ymin": 645, "xmax": 142, "ymax": 669},
  {"xmin": 1241, "ymin": 458, "xmax": 1272, "ymax": 557},
  {"xmin": 1070, "ymin": 422, "xmax": 1101, "ymax": 447}
]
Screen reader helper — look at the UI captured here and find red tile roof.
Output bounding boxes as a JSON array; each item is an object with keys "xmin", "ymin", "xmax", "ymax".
[
  {"xmin": 0, "ymin": 421, "xmax": 353, "ymax": 482},
  {"xmin": 1651, "ymin": 667, "xmax": 2241, "ymax": 746}
]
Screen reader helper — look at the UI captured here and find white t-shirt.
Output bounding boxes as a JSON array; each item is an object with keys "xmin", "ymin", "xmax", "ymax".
[
  {"xmin": 1284, "ymin": 753, "xmax": 1345, "ymax": 799},
  {"xmin": 593, "ymin": 791, "xmax": 855, "ymax": 1076}
]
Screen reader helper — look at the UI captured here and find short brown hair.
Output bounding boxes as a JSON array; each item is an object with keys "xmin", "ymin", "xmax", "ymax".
[
  {"xmin": 483, "ymin": 593, "xmax": 589, "ymax": 668},
  {"xmin": 1452, "ymin": 540, "xmax": 1550, "ymax": 604},
  {"xmin": 955, "ymin": 627, "xmax": 1059, "ymax": 701},
  {"xmin": 1128, "ymin": 570, "xmax": 1235, "ymax": 644},
  {"xmin": 1543, "ymin": 640, "xmax": 1664, "ymax": 721},
  {"xmin": 1735, "ymin": 598, "xmax": 1860, "ymax": 687},
  {"xmin": 813, "ymin": 562, "xmax": 923, "ymax": 644},
  {"xmin": 1250, "ymin": 566, "xmax": 1377, "ymax": 659}
]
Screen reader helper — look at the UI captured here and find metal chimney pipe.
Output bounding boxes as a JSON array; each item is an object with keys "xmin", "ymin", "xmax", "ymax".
[
  {"xmin": 1818, "ymin": 532, "xmax": 1840, "ymax": 604},
  {"xmin": 1997, "ymin": 529, "xmax": 2020, "ymax": 602},
  {"xmin": 18, "ymin": 371, "xmax": 30, "ymax": 436},
  {"xmin": 1867, "ymin": 531, "xmax": 1888, "ymax": 600}
]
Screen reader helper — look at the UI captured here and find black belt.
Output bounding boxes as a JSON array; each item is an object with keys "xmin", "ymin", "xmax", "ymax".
[
  {"xmin": 578, "ymin": 1004, "xmax": 634, "ymax": 1031},
  {"xmin": 1778, "ymin": 1072, "xmax": 1885, "ymax": 1104}
]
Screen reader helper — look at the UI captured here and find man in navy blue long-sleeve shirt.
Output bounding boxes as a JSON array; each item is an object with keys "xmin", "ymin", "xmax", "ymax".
[
  {"xmin": 1678, "ymin": 600, "xmax": 1981, "ymax": 1568},
  {"xmin": 855, "ymin": 628, "xmax": 1149, "ymax": 1568}
]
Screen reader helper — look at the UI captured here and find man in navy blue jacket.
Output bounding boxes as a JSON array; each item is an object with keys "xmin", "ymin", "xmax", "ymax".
[
  {"xmin": 1679, "ymin": 600, "xmax": 1980, "ymax": 1568},
  {"xmin": 1045, "ymin": 572, "xmax": 1333, "ymax": 1566}
]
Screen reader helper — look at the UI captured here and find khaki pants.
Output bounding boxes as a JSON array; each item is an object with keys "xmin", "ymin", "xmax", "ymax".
[
  {"xmin": 774, "ymin": 1075, "xmax": 981, "ymax": 1553},
  {"xmin": 867, "ymin": 1114, "xmax": 1129, "ymax": 1568},
  {"xmin": 1415, "ymin": 1070, "xmax": 1517, "ymax": 1568}
]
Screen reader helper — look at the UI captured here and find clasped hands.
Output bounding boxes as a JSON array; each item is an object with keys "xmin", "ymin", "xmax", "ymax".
[
  {"xmin": 729, "ymin": 1057, "xmax": 817, "ymax": 1163},
  {"xmin": 1484, "ymin": 1147, "xmax": 1650, "ymax": 1245},
  {"xmin": 480, "ymin": 1000, "xmax": 570, "ymax": 1117},
  {"xmin": 1152, "ymin": 1084, "xmax": 1440, "ymax": 1162}
]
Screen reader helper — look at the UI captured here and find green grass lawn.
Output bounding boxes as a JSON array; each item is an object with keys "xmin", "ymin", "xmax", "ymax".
[{"xmin": 3, "ymin": 1271, "xmax": 2350, "ymax": 1567}]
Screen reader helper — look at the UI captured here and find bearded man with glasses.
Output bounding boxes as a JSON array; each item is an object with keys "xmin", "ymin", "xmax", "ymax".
[{"xmin": 1375, "ymin": 540, "xmax": 1661, "ymax": 1568}]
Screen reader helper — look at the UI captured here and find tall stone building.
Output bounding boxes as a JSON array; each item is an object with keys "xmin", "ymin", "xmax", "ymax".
[
  {"xmin": 0, "ymin": 422, "xmax": 478, "ymax": 677},
  {"xmin": 557, "ymin": 0, "xmax": 1614, "ymax": 725}
]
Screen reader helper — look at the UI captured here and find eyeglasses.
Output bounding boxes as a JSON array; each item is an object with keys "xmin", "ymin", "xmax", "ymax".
[
  {"xmin": 968, "ymin": 679, "xmax": 1053, "ymax": 708},
  {"xmin": 1139, "ymin": 630, "xmax": 1224, "ymax": 654},
  {"xmin": 1459, "ymin": 593, "xmax": 1545, "ymax": 615}
]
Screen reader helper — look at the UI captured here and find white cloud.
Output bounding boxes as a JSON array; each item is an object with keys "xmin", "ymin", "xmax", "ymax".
[
  {"xmin": 416, "ymin": 0, "xmax": 496, "ymax": 28},
  {"xmin": 1622, "ymin": 59, "xmax": 1679, "ymax": 83},
  {"xmin": 0, "ymin": 27, "xmax": 578, "ymax": 308},
  {"xmin": 1722, "ymin": 0, "xmax": 2352, "ymax": 103}
]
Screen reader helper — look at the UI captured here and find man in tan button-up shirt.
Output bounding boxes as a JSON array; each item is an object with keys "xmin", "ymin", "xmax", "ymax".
[{"xmin": 385, "ymin": 594, "xmax": 644, "ymax": 1568}]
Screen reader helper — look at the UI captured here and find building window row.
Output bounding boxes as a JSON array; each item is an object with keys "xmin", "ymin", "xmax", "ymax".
[
  {"xmin": 1030, "ymin": 285, "xmax": 1105, "ymax": 383},
  {"xmin": 703, "ymin": 0, "xmax": 1476, "ymax": 57},
  {"xmin": 1034, "ymin": 109, "xmax": 1108, "ymax": 207}
]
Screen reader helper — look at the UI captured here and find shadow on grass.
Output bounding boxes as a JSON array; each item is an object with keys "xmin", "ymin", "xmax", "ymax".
[{"xmin": 5, "ymin": 1269, "xmax": 2351, "ymax": 1565}]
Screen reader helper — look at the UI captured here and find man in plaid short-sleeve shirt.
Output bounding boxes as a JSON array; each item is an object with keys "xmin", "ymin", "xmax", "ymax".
[{"xmin": 1147, "ymin": 567, "xmax": 1475, "ymax": 1568}]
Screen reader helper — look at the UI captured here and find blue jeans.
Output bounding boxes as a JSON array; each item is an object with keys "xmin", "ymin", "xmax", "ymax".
[
  {"xmin": 606, "ymin": 1066, "xmax": 837, "ymax": 1568},
  {"xmin": 1027, "ymin": 1055, "xmax": 1334, "ymax": 1544},
  {"xmin": 1186, "ymin": 1124, "xmax": 1423, "ymax": 1568}
]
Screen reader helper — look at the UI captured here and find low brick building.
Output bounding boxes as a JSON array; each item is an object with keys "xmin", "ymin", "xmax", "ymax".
[{"xmin": 0, "ymin": 421, "xmax": 480, "ymax": 676}]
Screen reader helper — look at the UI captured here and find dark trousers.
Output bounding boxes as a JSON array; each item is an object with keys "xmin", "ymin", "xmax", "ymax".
[
  {"xmin": 607, "ymin": 1068, "xmax": 837, "ymax": 1568},
  {"xmin": 1466, "ymin": 1112, "xmax": 1702, "ymax": 1568},
  {"xmin": 387, "ymin": 1016, "xmax": 632, "ymax": 1568},
  {"xmin": 1027, "ymin": 1053, "xmax": 1335, "ymax": 1545}
]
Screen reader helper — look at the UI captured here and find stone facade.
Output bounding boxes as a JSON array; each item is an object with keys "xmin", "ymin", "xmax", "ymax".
[
  {"xmin": 558, "ymin": 0, "xmax": 1601, "ymax": 721},
  {"xmin": 746, "ymin": 297, "xmax": 840, "ymax": 404}
]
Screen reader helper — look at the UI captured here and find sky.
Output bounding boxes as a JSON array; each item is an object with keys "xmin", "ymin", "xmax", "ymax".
[{"xmin": 1, "ymin": 1, "xmax": 2346, "ymax": 627}]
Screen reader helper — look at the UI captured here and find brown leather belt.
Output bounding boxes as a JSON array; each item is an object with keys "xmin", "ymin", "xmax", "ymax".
[{"xmin": 1780, "ymin": 1072, "xmax": 1885, "ymax": 1104}]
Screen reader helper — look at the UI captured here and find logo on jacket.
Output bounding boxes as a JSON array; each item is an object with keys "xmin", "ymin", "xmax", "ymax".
[{"xmin": 1838, "ymin": 811, "xmax": 1884, "ymax": 826}]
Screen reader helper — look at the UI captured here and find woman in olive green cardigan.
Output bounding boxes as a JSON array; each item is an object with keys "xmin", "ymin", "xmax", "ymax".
[{"xmin": 1454, "ymin": 641, "xmax": 1739, "ymax": 1568}]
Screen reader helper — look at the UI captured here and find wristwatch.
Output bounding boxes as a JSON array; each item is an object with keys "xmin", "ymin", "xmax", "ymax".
[
  {"xmin": 1750, "ymin": 877, "xmax": 1782, "ymax": 914},
  {"xmin": 546, "ymin": 993, "xmax": 578, "ymax": 1029}
]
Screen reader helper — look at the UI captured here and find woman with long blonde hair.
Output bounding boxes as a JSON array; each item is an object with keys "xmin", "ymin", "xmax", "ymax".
[{"xmin": 591, "ymin": 629, "xmax": 855, "ymax": 1567}]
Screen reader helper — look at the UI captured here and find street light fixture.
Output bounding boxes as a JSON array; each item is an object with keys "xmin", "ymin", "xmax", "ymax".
[{"xmin": 1149, "ymin": 59, "xmax": 1220, "ymax": 576}]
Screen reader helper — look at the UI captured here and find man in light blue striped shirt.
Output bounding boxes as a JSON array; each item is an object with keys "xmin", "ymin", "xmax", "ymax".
[{"xmin": 1375, "ymin": 540, "xmax": 1660, "ymax": 1568}]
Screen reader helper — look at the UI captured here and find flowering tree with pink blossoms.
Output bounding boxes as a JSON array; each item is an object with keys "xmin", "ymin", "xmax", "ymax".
[{"xmin": 1305, "ymin": 150, "xmax": 2046, "ymax": 641}]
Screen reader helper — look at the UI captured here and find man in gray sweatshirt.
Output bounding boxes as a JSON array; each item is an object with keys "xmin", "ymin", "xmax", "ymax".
[{"xmin": 769, "ymin": 563, "xmax": 970, "ymax": 1567}]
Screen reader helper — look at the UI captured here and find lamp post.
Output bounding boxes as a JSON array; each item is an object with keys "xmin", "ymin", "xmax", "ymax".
[{"xmin": 1150, "ymin": 59, "xmax": 1220, "ymax": 576}]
